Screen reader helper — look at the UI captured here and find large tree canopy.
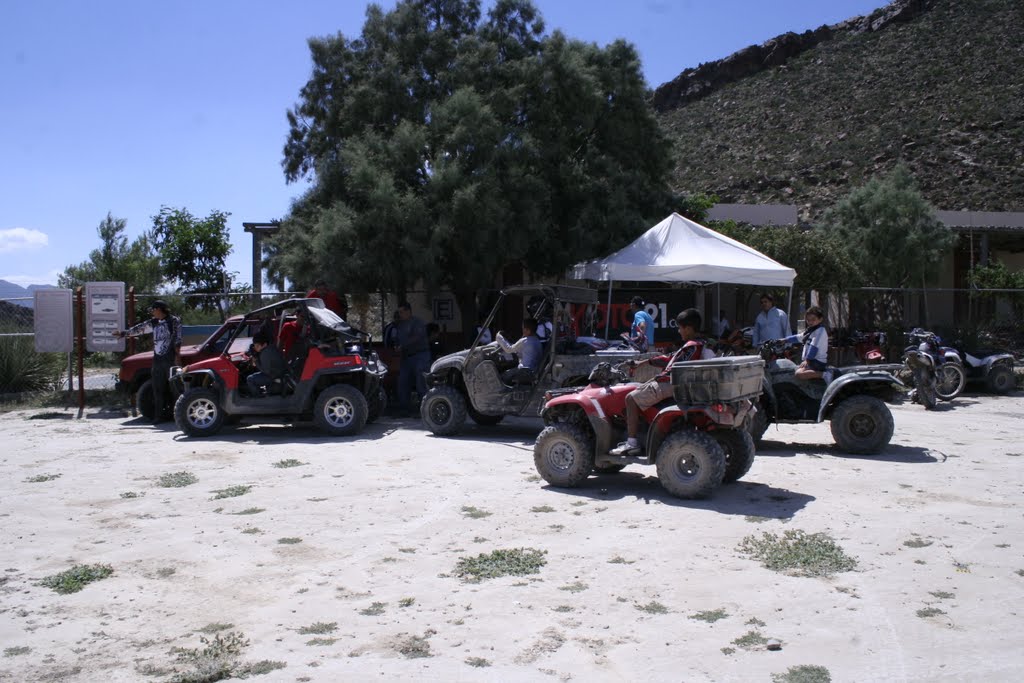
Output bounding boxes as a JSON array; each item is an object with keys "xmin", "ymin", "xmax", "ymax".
[{"xmin": 268, "ymin": 0, "xmax": 672, "ymax": 317}]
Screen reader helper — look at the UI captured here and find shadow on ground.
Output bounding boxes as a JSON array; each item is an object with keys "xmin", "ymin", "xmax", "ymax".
[
  {"xmin": 756, "ymin": 439, "xmax": 941, "ymax": 464},
  {"xmin": 540, "ymin": 473, "xmax": 814, "ymax": 519}
]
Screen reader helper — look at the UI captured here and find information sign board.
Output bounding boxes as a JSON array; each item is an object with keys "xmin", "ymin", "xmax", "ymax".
[
  {"xmin": 33, "ymin": 289, "xmax": 74, "ymax": 353},
  {"xmin": 85, "ymin": 282, "xmax": 126, "ymax": 352}
]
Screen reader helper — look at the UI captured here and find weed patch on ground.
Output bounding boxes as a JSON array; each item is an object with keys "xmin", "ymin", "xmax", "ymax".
[
  {"xmin": 690, "ymin": 609, "xmax": 728, "ymax": 623},
  {"xmin": 608, "ymin": 555, "xmax": 634, "ymax": 564},
  {"xmin": 929, "ymin": 590, "xmax": 955, "ymax": 600},
  {"xmin": 298, "ymin": 622, "xmax": 337, "ymax": 635},
  {"xmin": 157, "ymin": 471, "xmax": 198, "ymax": 488},
  {"xmin": 39, "ymin": 564, "xmax": 113, "ymax": 594},
  {"xmin": 277, "ymin": 537, "xmax": 302, "ymax": 545},
  {"xmin": 3, "ymin": 646, "xmax": 31, "ymax": 657},
  {"xmin": 211, "ymin": 485, "xmax": 251, "ymax": 500},
  {"xmin": 399, "ymin": 597, "xmax": 415, "ymax": 607},
  {"xmin": 306, "ymin": 637, "xmax": 337, "ymax": 646},
  {"xmin": 531, "ymin": 505, "xmax": 556, "ymax": 513},
  {"xmin": 241, "ymin": 527, "xmax": 261, "ymax": 535},
  {"xmin": 732, "ymin": 630, "xmax": 768, "ymax": 650},
  {"xmin": 916, "ymin": 606, "xmax": 946, "ymax": 618},
  {"xmin": 395, "ymin": 630, "xmax": 435, "ymax": 658},
  {"xmin": 461, "ymin": 506, "xmax": 492, "ymax": 519},
  {"xmin": 636, "ymin": 601, "xmax": 668, "ymax": 614},
  {"xmin": 272, "ymin": 459, "xmax": 306, "ymax": 468},
  {"xmin": 465, "ymin": 656, "xmax": 491, "ymax": 667},
  {"xmin": 559, "ymin": 581, "xmax": 587, "ymax": 593},
  {"xmin": 453, "ymin": 548, "xmax": 547, "ymax": 583},
  {"xmin": 903, "ymin": 537, "xmax": 933, "ymax": 548},
  {"xmin": 738, "ymin": 530, "xmax": 857, "ymax": 577},
  {"xmin": 746, "ymin": 616, "xmax": 766, "ymax": 627},
  {"xmin": 360, "ymin": 602, "xmax": 387, "ymax": 616},
  {"xmin": 120, "ymin": 491, "xmax": 144, "ymax": 499},
  {"xmin": 197, "ymin": 623, "xmax": 234, "ymax": 634},
  {"xmin": 771, "ymin": 664, "xmax": 832, "ymax": 683},
  {"xmin": 553, "ymin": 605, "xmax": 574, "ymax": 613},
  {"xmin": 231, "ymin": 507, "xmax": 264, "ymax": 515},
  {"xmin": 156, "ymin": 567, "xmax": 176, "ymax": 578},
  {"xmin": 25, "ymin": 473, "xmax": 61, "ymax": 483}
]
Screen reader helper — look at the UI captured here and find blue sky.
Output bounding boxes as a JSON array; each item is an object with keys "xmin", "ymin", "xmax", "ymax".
[{"xmin": 0, "ymin": 0, "xmax": 885, "ymax": 289}]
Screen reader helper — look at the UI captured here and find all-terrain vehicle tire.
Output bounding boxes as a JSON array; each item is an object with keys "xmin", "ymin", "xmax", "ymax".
[
  {"xmin": 420, "ymin": 386, "xmax": 468, "ymax": 436},
  {"xmin": 935, "ymin": 361, "xmax": 966, "ymax": 401},
  {"xmin": 986, "ymin": 365, "xmax": 1015, "ymax": 394},
  {"xmin": 713, "ymin": 428, "xmax": 756, "ymax": 483},
  {"xmin": 655, "ymin": 430, "xmax": 726, "ymax": 499},
  {"xmin": 534, "ymin": 424, "xmax": 595, "ymax": 488},
  {"xmin": 313, "ymin": 384, "xmax": 368, "ymax": 436},
  {"xmin": 748, "ymin": 401, "xmax": 769, "ymax": 444},
  {"xmin": 467, "ymin": 403, "xmax": 504, "ymax": 426},
  {"xmin": 174, "ymin": 388, "xmax": 226, "ymax": 437},
  {"xmin": 829, "ymin": 395, "xmax": 894, "ymax": 454},
  {"xmin": 366, "ymin": 386, "xmax": 387, "ymax": 424}
]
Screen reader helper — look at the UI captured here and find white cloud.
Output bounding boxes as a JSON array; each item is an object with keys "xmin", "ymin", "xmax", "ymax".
[{"xmin": 0, "ymin": 227, "xmax": 49, "ymax": 254}]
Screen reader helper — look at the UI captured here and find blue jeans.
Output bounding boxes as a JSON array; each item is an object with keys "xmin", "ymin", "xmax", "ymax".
[{"xmin": 398, "ymin": 351, "xmax": 431, "ymax": 412}]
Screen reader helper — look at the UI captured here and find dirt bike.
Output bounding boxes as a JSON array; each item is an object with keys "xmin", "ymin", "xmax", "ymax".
[
  {"xmin": 533, "ymin": 356, "xmax": 764, "ymax": 499},
  {"xmin": 901, "ymin": 329, "xmax": 965, "ymax": 402}
]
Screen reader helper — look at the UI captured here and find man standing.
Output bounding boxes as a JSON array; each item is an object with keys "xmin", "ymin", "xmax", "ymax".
[
  {"xmin": 307, "ymin": 278, "xmax": 348, "ymax": 319},
  {"xmin": 395, "ymin": 301, "xmax": 431, "ymax": 416},
  {"xmin": 627, "ymin": 296, "xmax": 655, "ymax": 351},
  {"xmin": 611, "ymin": 309, "xmax": 715, "ymax": 456},
  {"xmin": 115, "ymin": 300, "xmax": 182, "ymax": 423},
  {"xmin": 751, "ymin": 293, "xmax": 791, "ymax": 348},
  {"xmin": 246, "ymin": 331, "xmax": 288, "ymax": 396}
]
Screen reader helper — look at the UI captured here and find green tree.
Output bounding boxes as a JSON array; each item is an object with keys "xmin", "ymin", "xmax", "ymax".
[
  {"xmin": 819, "ymin": 165, "xmax": 955, "ymax": 289},
  {"xmin": 58, "ymin": 213, "xmax": 162, "ymax": 291},
  {"xmin": 269, "ymin": 0, "xmax": 671, "ymax": 321},
  {"xmin": 150, "ymin": 206, "xmax": 236, "ymax": 317}
]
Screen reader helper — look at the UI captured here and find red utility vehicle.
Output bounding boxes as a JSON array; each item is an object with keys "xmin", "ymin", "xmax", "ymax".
[{"xmin": 170, "ymin": 298, "xmax": 386, "ymax": 437}]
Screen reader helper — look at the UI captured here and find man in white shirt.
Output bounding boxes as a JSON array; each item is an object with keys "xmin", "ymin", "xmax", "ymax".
[
  {"xmin": 751, "ymin": 293, "xmax": 791, "ymax": 347},
  {"xmin": 496, "ymin": 318, "xmax": 543, "ymax": 385}
]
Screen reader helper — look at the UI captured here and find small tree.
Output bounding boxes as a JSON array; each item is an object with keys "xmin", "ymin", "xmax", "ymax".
[
  {"xmin": 150, "ymin": 207, "xmax": 234, "ymax": 318},
  {"xmin": 59, "ymin": 213, "xmax": 162, "ymax": 291},
  {"xmin": 819, "ymin": 165, "xmax": 955, "ymax": 323}
]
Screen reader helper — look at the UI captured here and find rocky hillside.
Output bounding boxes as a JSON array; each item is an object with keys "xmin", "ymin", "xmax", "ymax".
[{"xmin": 654, "ymin": 0, "xmax": 1024, "ymax": 219}]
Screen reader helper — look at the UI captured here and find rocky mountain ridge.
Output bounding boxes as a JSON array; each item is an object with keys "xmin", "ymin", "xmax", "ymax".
[{"xmin": 654, "ymin": 0, "xmax": 1024, "ymax": 219}]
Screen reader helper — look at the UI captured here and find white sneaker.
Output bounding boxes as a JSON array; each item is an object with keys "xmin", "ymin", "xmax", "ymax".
[{"xmin": 610, "ymin": 440, "xmax": 640, "ymax": 456}]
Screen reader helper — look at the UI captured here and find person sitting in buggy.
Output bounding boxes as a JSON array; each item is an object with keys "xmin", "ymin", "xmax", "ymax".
[
  {"xmin": 246, "ymin": 331, "xmax": 288, "ymax": 396},
  {"xmin": 495, "ymin": 318, "xmax": 543, "ymax": 386}
]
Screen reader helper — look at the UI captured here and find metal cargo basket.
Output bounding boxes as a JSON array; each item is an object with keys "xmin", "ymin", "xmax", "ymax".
[{"xmin": 671, "ymin": 356, "xmax": 764, "ymax": 406}]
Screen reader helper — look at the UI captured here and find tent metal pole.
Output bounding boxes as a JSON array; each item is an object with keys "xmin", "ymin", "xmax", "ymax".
[
  {"xmin": 604, "ymin": 280, "xmax": 613, "ymax": 340},
  {"xmin": 787, "ymin": 287, "xmax": 794, "ymax": 332}
]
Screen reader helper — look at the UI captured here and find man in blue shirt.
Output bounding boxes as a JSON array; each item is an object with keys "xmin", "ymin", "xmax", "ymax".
[
  {"xmin": 752, "ymin": 293, "xmax": 791, "ymax": 347},
  {"xmin": 496, "ymin": 318, "xmax": 543, "ymax": 385},
  {"xmin": 626, "ymin": 296, "xmax": 655, "ymax": 351}
]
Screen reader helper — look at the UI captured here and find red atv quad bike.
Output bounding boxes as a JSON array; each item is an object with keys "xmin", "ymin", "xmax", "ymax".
[
  {"xmin": 170, "ymin": 298, "xmax": 387, "ymax": 438},
  {"xmin": 533, "ymin": 356, "xmax": 764, "ymax": 499}
]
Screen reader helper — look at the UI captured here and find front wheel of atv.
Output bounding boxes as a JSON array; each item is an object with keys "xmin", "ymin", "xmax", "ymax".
[
  {"xmin": 420, "ymin": 386, "xmax": 468, "ymax": 436},
  {"xmin": 655, "ymin": 431, "xmax": 726, "ymax": 499},
  {"xmin": 987, "ymin": 365, "xmax": 1015, "ymax": 394},
  {"xmin": 534, "ymin": 424, "xmax": 595, "ymax": 488},
  {"xmin": 830, "ymin": 395, "xmax": 894, "ymax": 454},
  {"xmin": 467, "ymin": 403, "xmax": 504, "ymax": 426},
  {"xmin": 314, "ymin": 384, "xmax": 368, "ymax": 436},
  {"xmin": 935, "ymin": 362, "xmax": 966, "ymax": 401},
  {"xmin": 713, "ymin": 428, "xmax": 756, "ymax": 483},
  {"xmin": 174, "ymin": 388, "xmax": 226, "ymax": 437}
]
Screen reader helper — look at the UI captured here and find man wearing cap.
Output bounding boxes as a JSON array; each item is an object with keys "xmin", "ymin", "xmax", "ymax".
[{"xmin": 115, "ymin": 300, "xmax": 182, "ymax": 423}]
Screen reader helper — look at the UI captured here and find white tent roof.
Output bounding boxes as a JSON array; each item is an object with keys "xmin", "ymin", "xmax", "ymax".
[{"xmin": 572, "ymin": 212, "xmax": 796, "ymax": 287}]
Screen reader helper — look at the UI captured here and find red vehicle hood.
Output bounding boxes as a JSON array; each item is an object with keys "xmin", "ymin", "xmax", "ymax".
[{"xmin": 118, "ymin": 344, "xmax": 204, "ymax": 380}]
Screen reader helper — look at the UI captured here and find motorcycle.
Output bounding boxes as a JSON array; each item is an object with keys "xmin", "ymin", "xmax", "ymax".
[
  {"xmin": 533, "ymin": 357, "xmax": 763, "ymax": 499},
  {"xmin": 902, "ymin": 329, "xmax": 965, "ymax": 402},
  {"xmin": 903, "ymin": 346, "xmax": 938, "ymax": 410}
]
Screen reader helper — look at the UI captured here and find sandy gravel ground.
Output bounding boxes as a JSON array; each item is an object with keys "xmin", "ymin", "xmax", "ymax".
[{"xmin": 1, "ymin": 392, "xmax": 1023, "ymax": 682}]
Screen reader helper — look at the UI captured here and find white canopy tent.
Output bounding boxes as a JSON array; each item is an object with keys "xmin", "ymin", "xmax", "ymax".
[{"xmin": 572, "ymin": 212, "xmax": 797, "ymax": 336}]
